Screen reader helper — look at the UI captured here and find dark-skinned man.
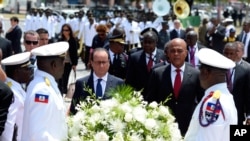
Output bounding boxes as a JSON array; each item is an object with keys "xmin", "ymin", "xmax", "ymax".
[{"xmin": 22, "ymin": 42, "xmax": 69, "ymax": 141}]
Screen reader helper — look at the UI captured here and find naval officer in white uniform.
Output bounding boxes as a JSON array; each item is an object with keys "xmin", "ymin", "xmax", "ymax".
[
  {"xmin": 185, "ymin": 48, "xmax": 237, "ymax": 141},
  {"xmin": 1, "ymin": 52, "xmax": 34, "ymax": 141},
  {"xmin": 22, "ymin": 42, "xmax": 69, "ymax": 141}
]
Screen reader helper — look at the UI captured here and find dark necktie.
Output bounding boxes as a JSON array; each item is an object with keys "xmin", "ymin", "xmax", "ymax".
[
  {"xmin": 174, "ymin": 69, "xmax": 181, "ymax": 99},
  {"xmin": 96, "ymin": 79, "xmax": 102, "ymax": 98},
  {"xmin": 190, "ymin": 47, "xmax": 195, "ymax": 67},
  {"xmin": 147, "ymin": 54, "xmax": 153, "ymax": 72},
  {"xmin": 113, "ymin": 54, "xmax": 120, "ymax": 65},
  {"xmin": 226, "ymin": 70, "xmax": 233, "ymax": 92}
]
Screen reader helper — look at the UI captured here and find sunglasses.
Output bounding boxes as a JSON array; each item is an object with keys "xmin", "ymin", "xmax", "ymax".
[
  {"xmin": 62, "ymin": 29, "xmax": 70, "ymax": 32},
  {"xmin": 25, "ymin": 40, "xmax": 39, "ymax": 45}
]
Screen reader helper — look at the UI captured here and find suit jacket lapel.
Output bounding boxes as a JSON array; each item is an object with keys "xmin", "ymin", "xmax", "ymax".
[
  {"xmin": 87, "ymin": 73, "xmax": 94, "ymax": 93},
  {"xmin": 141, "ymin": 51, "xmax": 148, "ymax": 70},
  {"xmin": 181, "ymin": 64, "xmax": 192, "ymax": 91},
  {"xmin": 103, "ymin": 74, "xmax": 113, "ymax": 99},
  {"xmin": 155, "ymin": 49, "xmax": 163, "ymax": 63}
]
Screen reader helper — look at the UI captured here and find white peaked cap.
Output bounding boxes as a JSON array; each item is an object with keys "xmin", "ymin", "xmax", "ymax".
[
  {"xmin": 2, "ymin": 52, "xmax": 31, "ymax": 66},
  {"xmin": 31, "ymin": 41, "xmax": 69, "ymax": 57},
  {"xmin": 198, "ymin": 48, "xmax": 235, "ymax": 69}
]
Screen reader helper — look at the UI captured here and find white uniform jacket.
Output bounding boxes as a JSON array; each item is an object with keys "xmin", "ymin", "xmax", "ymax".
[
  {"xmin": 122, "ymin": 20, "xmax": 141, "ymax": 44},
  {"xmin": 40, "ymin": 15, "xmax": 56, "ymax": 39},
  {"xmin": 0, "ymin": 78, "xmax": 26, "ymax": 141},
  {"xmin": 21, "ymin": 70, "xmax": 67, "ymax": 141},
  {"xmin": 185, "ymin": 83, "xmax": 237, "ymax": 141},
  {"xmin": 84, "ymin": 21, "xmax": 98, "ymax": 47}
]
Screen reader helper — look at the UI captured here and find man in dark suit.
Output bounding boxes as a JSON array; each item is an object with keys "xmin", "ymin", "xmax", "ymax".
[
  {"xmin": 206, "ymin": 17, "xmax": 226, "ymax": 54},
  {"xmin": 125, "ymin": 27, "xmax": 165, "ymax": 97},
  {"xmin": 185, "ymin": 31, "xmax": 206, "ymax": 69},
  {"xmin": 224, "ymin": 42, "xmax": 250, "ymax": 125},
  {"xmin": 5, "ymin": 16, "xmax": 22, "ymax": 54},
  {"xmin": 0, "ymin": 21, "xmax": 13, "ymax": 59},
  {"xmin": 170, "ymin": 19, "xmax": 186, "ymax": 40},
  {"xmin": 107, "ymin": 27, "xmax": 128, "ymax": 80},
  {"xmin": 70, "ymin": 48, "xmax": 124, "ymax": 115},
  {"xmin": 145, "ymin": 38, "xmax": 204, "ymax": 136},
  {"xmin": 235, "ymin": 41, "xmax": 250, "ymax": 126},
  {"xmin": 157, "ymin": 21, "xmax": 170, "ymax": 50},
  {"xmin": 0, "ymin": 67, "xmax": 13, "ymax": 136},
  {"xmin": 236, "ymin": 20, "xmax": 250, "ymax": 63},
  {"xmin": 151, "ymin": 41, "xmax": 170, "ymax": 71}
]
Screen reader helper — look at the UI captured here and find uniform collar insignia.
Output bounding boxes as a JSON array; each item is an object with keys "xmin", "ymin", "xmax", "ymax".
[
  {"xmin": 44, "ymin": 77, "xmax": 51, "ymax": 86},
  {"xmin": 7, "ymin": 81, "xmax": 12, "ymax": 88}
]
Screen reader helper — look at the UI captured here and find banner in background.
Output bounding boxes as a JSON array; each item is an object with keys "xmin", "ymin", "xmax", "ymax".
[{"xmin": 180, "ymin": 16, "xmax": 201, "ymax": 28}]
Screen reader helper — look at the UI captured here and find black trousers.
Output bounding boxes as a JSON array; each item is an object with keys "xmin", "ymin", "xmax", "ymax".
[
  {"xmin": 84, "ymin": 46, "xmax": 92, "ymax": 69},
  {"xmin": 59, "ymin": 63, "xmax": 72, "ymax": 94}
]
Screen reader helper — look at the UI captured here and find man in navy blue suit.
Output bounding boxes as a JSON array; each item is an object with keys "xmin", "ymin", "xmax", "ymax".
[
  {"xmin": 5, "ymin": 16, "xmax": 22, "ymax": 54},
  {"xmin": 69, "ymin": 48, "xmax": 124, "ymax": 115}
]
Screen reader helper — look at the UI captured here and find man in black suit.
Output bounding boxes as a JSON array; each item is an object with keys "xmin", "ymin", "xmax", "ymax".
[
  {"xmin": 0, "ymin": 67, "xmax": 13, "ymax": 135},
  {"xmin": 151, "ymin": 41, "xmax": 170, "ymax": 71},
  {"xmin": 224, "ymin": 42, "xmax": 250, "ymax": 125},
  {"xmin": 157, "ymin": 21, "xmax": 170, "ymax": 50},
  {"xmin": 125, "ymin": 27, "xmax": 165, "ymax": 97},
  {"xmin": 145, "ymin": 38, "xmax": 204, "ymax": 136},
  {"xmin": 0, "ymin": 21, "xmax": 13, "ymax": 59},
  {"xmin": 185, "ymin": 31, "xmax": 206, "ymax": 69},
  {"xmin": 206, "ymin": 17, "xmax": 226, "ymax": 54},
  {"xmin": 5, "ymin": 16, "xmax": 22, "ymax": 54},
  {"xmin": 170, "ymin": 19, "xmax": 186, "ymax": 40},
  {"xmin": 70, "ymin": 48, "xmax": 124, "ymax": 115},
  {"xmin": 236, "ymin": 20, "xmax": 250, "ymax": 63},
  {"xmin": 107, "ymin": 27, "xmax": 128, "ymax": 80}
]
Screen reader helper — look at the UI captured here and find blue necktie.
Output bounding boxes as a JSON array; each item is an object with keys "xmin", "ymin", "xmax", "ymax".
[{"xmin": 96, "ymin": 79, "xmax": 102, "ymax": 98}]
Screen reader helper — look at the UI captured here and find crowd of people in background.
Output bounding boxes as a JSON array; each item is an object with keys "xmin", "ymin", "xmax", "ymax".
[{"xmin": 0, "ymin": 5, "xmax": 250, "ymax": 140}]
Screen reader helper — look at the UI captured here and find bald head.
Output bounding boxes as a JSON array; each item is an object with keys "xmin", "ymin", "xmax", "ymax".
[{"xmin": 168, "ymin": 38, "xmax": 188, "ymax": 68}]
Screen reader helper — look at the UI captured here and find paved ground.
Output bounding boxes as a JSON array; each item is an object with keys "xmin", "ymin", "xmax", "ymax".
[
  {"xmin": 64, "ymin": 58, "xmax": 91, "ymax": 111},
  {"xmin": 0, "ymin": 13, "xmax": 26, "ymax": 19}
]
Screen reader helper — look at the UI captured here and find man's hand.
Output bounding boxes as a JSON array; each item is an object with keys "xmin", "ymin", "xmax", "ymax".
[
  {"xmin": 245, "ymin": 118, "xmax": 250, "ymax": 125},
  {"xmin": 72, "ymin": 65, "xmax": 76, "ymax": 71},
  {"xmin": 7, "ymin": 27, "xmax": 14, "ymax": 33}
]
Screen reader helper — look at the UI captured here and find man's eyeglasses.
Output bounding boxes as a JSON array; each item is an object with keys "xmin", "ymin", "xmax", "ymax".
[
  {"xmin": 25, "ymin": 40, "xmax": 39, "ymax": 45},
  {"xmin": 92, "ymin": 61, "xmax": 109, "ymax": 65},
  {"xmin": 40, "ymin": 38, "xmax": 49, "ymax": 41}
]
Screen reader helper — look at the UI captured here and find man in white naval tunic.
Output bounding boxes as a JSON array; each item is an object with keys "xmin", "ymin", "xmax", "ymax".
[
  {"xmin": 22, "ymin": 42, "xmax": 69, "ymax": 141},
  {"xmin": 185, "ymin": 48, "xmax": 237, "ymax": 141},
  {"xmin": 1, "ymin": 52, "xmax": 34, "ymax": 141}
]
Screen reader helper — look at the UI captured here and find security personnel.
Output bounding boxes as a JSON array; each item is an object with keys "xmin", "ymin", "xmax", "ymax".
[
  {"xmin": 22, "ymin": 42, "xmax": 69, "ymax": 141},
  {"xmin": 1, "ymin": 52, "xmax": 34, "ymax": 141},
  {"xmin": 107, "ymin": 27, "xmax": 128, "ymax": 80},
  {"xmin": 185, "ymin": 48, "xmax": 237, "ymax": 141},
  {"xmin": 0, "ymin": 73, "xmax": 13, "ymax": 136}
]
